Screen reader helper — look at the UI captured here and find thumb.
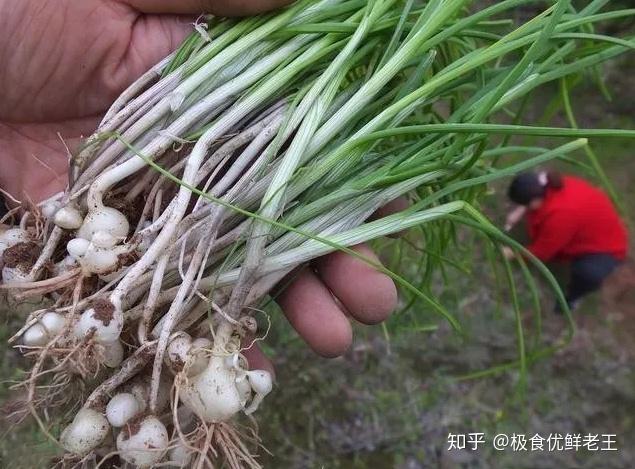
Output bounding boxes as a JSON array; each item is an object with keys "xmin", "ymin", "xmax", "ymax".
[
  {"xmin": 119, "ymin": 14, "xmax": 193, "ymax": 87},
  {"xmin": 113, "ymin": 0, "xmax": 293, "ymax": 104},
  {"xmin": 121, "ymin": 0, "xmax": 293, "ymax": 16}
]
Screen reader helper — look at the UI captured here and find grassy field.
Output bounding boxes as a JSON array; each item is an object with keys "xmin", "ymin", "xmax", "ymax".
[{"xmin": 1, "ymin": 38, "xmax": 634, "ymax": 469}]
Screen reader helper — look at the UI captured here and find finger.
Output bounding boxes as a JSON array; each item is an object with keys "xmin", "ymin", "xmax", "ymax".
[
  {"xmin": 242, "ymin": 339, "xmax": 275, "ymax": 379},
  {"xmin": 369, "ymin": 196, "xmax": 410, "ymax": 238},
  {"xmin": 112, "ymin": 0, "xmax": 292, "ymax": 111},
  {"xmin": 370, "ymin": 196, "xmax": 410, "ymax": 221},
  {"xmin": 123, "ymin": 0, "xmax": 293, "ymax": 16},
  {"xmin": 276, "ymin": 267, "xmax": 352, "ymax": 358},
  {"xmin": 314, "ymin": 244, "xmax": 397, "ymax": 325}
]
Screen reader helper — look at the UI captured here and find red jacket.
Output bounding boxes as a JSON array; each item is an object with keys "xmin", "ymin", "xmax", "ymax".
[{"xmin": 526, "ymin": 176, "xmax": 628, "ymax": 262}]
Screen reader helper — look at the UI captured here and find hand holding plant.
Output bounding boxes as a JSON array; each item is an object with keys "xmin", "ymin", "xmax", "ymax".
[{"xmin": 2, "ymin": 0, "xmax": 634, "ymax": 467}]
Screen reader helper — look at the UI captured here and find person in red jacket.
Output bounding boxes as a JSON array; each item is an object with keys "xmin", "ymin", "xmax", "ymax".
[{"xmin": 505, "ymin": 170, "xmax": 628, "ymax": 310}]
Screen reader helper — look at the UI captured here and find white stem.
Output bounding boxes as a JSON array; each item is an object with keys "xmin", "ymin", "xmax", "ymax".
[
  {"xmin": 138, "ymin": 249, "xmax": 172, "ymax": 344},
  {"xmin": 28, "ymin": 225, "xmax": 63, "ymax": 281},
  {"xmin": 100, "ymin": 53, "xmax": 176, "ymax": 127},
  {"xmin": 201, "ymin": 202, "xmax": 465, "ymax": 289},
  {"xmin": 86, "ymin": 37, "xmax": 308, "ymax": 211}
]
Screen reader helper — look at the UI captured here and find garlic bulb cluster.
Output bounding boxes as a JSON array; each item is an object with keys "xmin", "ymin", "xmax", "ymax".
[
  {"xmin": 53, "ymin": 205, "xmax": 83, "ymax": 230},
  {"xmin": 116, "ymin": 415, "xmax": 169, "ymax": 467},
  {"xmin": 179, "ymin": 353, "xmax": 273, "ymax": 422},
  {"xmin": 57, "ymin": 205, "xmax": 131, "ymax": 275},
  {"xmin": 22, "ymin": 312, "xmax": 66, "ymax": 347},
  {"xmin": 165, "ymin": 332, "xmax": 211, "ymax": 376},
  {"xmin": 77, "ymin": 207, "xmax": 129, "ymax": 241},
  {"xmin": 60, "ymin": 408, "xmax": 110, "ymax": 456},
  {"xmin": 74, "ymin": 299, "xmax": 124, "ymax": 343},
  {"xmin": 106, "ymin": 393, "xmax": 142, "ymax": 427},
  {"xmin": 107, "ymin": 379, "xmax": 171, "ymax": 466},
  {"xmin": 73, "ymin": 298, "xmax": 124, "ymax": 366},
  {"xmin": 62, "ymin": 394, "xmax": 169, "ymax": 465}
]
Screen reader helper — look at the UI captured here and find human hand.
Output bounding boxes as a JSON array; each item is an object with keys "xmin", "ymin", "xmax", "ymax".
[
  {"xmin": 243, "ymin": 240, "xmax": 399, "ymax": 375},
  {"xmin": 244, "ymin": 196, "xmax": 405, "ymax": 370},
  {"xmin": 0, "ymin": 0, "xmax": 290, "ymax": 203},
  {"xmin": 0, "ymin": 0, "xmax": 399, "ymax": 366}
]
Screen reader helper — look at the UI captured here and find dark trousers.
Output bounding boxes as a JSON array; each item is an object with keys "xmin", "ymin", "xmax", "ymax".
[{"xmin": 565, "ymin": 253, "xmax": 621, "ymax": 306}]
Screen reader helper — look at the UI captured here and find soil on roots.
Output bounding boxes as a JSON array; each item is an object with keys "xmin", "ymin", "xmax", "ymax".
[
  {"xmin": 80, "ymin": 275, "xmax": 100, "ymax": 298},
  {"xmin": 120, "ymin": 413, "xmax": 145, "ymax": 441},
  {"xmin": 91, "ymin": 298, "xmax": 115, "ymax": 326},
  {"xmin": 117, "ymin": 250, "xmax": 139, "ymax": 268},
  {"xmin": 2, "ymin": 242, "xmax": 40, "ymax": 269}
]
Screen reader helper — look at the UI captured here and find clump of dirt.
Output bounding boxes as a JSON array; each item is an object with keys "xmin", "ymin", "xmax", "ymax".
[
  {"xmin": 121, "ymin": 413, "xmax": 146, "ymax": 441},
  {"xmin": 238, "ymin": 316, "xmax": 258, "ymax": 336},
  {"xmin": 171, "ymin": 355, "xmax": 185, "ymax": 373},
  {"xmin": 2, "ymin": 242, "xmax": 40, "ymax": 269},
  {"xmin": 118, "ymin": 250, "xmax": 139, "ymax": 268},
  {"xmin": 91, "ymin": 298, "xmax": 115, "ymax": 326},
  {"xmin": 81, "ymin": 275, "xmax": 100, "ymax": 298}
]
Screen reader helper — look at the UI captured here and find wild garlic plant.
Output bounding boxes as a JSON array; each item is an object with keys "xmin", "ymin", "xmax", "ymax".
[{"xmin": 2, "ymin": 0, "xmax": 634, "ymax": 467}]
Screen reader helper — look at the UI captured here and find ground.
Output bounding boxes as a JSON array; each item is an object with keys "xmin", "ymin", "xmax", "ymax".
[{"xmin": 1, "ymin": 39, "xmax": 634, "ymax": 469}]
